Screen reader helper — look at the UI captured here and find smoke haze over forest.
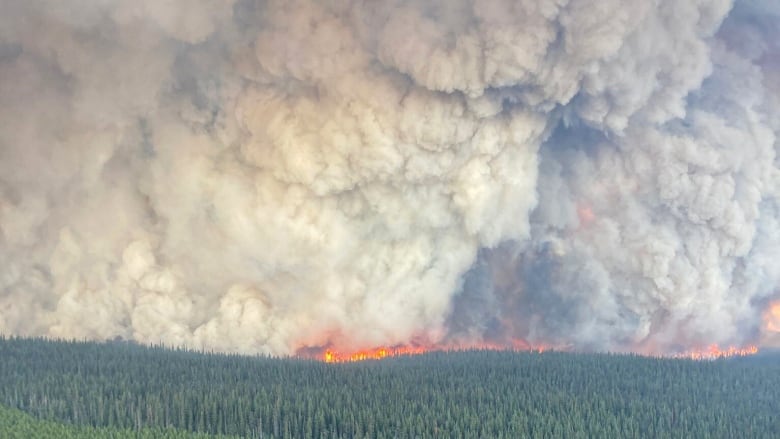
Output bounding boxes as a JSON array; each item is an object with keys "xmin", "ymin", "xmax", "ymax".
[{"xmin": 0, "ymin": 0, "xmax": 779, "ymax": 356}]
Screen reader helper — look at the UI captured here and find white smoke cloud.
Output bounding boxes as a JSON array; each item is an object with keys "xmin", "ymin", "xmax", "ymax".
[{"xmin": 0, "ymin": 0, "xmax": 778, "ymax": 356}]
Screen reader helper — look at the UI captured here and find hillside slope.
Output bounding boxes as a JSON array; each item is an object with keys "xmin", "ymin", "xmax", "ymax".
[{"xmin": 1, "ymin": 337, "xmax": 778, "ymax": 438}]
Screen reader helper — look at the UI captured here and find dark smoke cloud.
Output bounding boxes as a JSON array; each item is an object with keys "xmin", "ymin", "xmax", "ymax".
[{"xmin": 0, "ymin": 0, "xmax": 778, "ymax": 355}]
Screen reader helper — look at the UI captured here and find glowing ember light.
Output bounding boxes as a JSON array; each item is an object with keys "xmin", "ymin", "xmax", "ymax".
[
  {"xmin": 673, "ymin": 345, "xmax": 759, "ymax": 361},
  {"xmin": 309, "ymin": 341, "xmax": 759, "ymax": 364},
  {"xmin": 765, "ymin": 301, "xmax": 780, "ymax": 333},
  {"xmin": 577, "ymin": 204, "xmax": 596, "ymax": 227},
  {"xmin": 318, "ymin": 341, "xmax": 550, "ymax": 363},
  {"xmin": 323, "ymin": 350, "xmax": 335, "ymax": 363},
  {"xmin": 322, "ymin": 346, "xmax": 429, "ymax": 363}
]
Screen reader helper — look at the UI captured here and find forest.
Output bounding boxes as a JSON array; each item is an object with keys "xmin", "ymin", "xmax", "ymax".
[
  {"xmin": 0, "ymin": 403, "xmax": 236, "ymax": 439},
  {"xmin": 1, "ymin": 336, "xmax": 778, "ymax": 438}
]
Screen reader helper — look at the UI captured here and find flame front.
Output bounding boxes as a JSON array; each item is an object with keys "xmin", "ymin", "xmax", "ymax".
[
  {"xmin": 314, "ymin": 342, "xmax": 759, "ymax": 363},
  {"xmin": 320, "ymin": 341, "xmax": 550, "ymax": 363},
  {"xmin": 323, "ymin": 346, "xmax": 428, "ymax": 363},
  {"xmin": 673, "ymin": 345, "xmax": 759, "ymax": 360}
]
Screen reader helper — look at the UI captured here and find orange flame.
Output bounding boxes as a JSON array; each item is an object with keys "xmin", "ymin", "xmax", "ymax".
[
  {"xmin": 323, "ymin": 346, "xmax": 428, "ymax": 363},
  {"xmin": 312, "ymin": 341, "xmax": 760, "ymax": 363},
  {"xmin": 319, "ymin": 341, "xmax": 550, "ymax": 364},
  {"xmin": 673, "ymin": 344, "xmax": 759, "ymax": 361}
]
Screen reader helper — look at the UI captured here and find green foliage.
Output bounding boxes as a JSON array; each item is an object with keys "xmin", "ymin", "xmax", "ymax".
[
  {"xmin": 0, "ymin": 336, "xmax": 778, "ymax": 438},
  {"xmin": 0, "ymin": 401, "xmax": 236, "ymax": 438}
]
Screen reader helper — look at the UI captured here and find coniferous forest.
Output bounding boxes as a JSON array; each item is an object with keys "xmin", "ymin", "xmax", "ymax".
[
  {"xmin": 0, "ymin": 403, "xmax": 237, "ymax": 439},
  {"xmin": 1, "ymin": 337, "xmax": 778, "ymax": 438}
]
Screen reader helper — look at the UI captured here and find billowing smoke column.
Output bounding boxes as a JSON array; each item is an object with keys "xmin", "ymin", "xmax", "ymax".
[{"xmin": 0, "ymin": 0, "xmax": 778, "ymax": 356}]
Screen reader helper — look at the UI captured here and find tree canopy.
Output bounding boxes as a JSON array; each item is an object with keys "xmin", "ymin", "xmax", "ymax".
[{"xmin": 1, "ymin": 337, "xmax": 778, "ymax": 438}]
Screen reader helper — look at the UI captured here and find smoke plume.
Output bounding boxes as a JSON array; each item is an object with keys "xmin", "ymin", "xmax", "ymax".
[{"xmin": 0, "ymin": 0, "xmax": 778, "ymax": 355}]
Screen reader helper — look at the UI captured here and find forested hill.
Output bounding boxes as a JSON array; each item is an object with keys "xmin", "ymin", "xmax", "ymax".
[
  {"xmin": 0, "ymin": 337, "xmax": 778, "ymax": 438},
  {"xmin": 0, "ymin": 403, "xmax": 237, "ymax": 439}
]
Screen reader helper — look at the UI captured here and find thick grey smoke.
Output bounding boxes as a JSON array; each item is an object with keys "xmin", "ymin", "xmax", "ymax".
[{"xmin": 0, "ymin": 0, "xmax": 778, "ymax": 355}]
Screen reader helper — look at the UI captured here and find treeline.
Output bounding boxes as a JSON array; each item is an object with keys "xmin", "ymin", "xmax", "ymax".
[{"xmin": 0, "ymin": 336, "xmax": 778, "ymax": 438}]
